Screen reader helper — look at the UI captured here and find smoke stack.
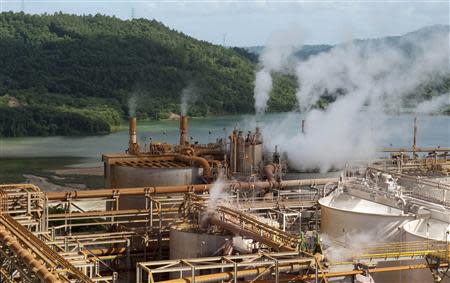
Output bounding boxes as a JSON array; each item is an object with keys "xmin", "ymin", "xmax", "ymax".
[
  {"xmin": 128, "ymin": 117, "xmax": 139, "ymax": 155},
  {"xmin": 180, "ymin": 115, "xmax": 189, "ymax": 146}
]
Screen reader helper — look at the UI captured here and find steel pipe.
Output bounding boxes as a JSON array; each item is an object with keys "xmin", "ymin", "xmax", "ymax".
[
  {"xmin": 0, "ymin": 225, "xmax": 63, "ymax": 283},
  {"xmin": 153, "ymin": 261, "xmax": 310, "ymax": 283},
  {"xmin": 176, "ymin": 154, "xmax": 212, "ymax": 179},
  {"xmin": 153, "ymin": 262, "xmax": 449, "ymax": 283},
  {"xmin": 46, "ymin": 178, "xmax": 338, "ymax": 200}
]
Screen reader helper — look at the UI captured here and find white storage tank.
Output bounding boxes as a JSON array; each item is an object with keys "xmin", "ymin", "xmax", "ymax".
[
  {"xmin": 401, "ymin": 219, "xmax": 450, "ymax": 283},
  {"xmin": 403, "ymin": 218, "xmax": 450, "ymax": 242},
  {"xmin": 319, "ymin": 193, "xmax": 414, "ymax": 242},
  {"xmin": 319, "ymin": 193, "xmax": 415, "ymax": 283}
]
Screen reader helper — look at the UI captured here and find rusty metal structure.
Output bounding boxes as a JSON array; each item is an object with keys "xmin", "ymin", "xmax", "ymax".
[
  {"xmin": 103, "ymin": 116, "xmax": 283, "ymax": 189},
  {"xmin": 0, "ymin": 116, "xmax": 449, "ymax": 282}
]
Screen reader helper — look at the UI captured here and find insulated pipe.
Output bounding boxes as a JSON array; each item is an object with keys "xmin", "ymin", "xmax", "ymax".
[
  {"xmin": 0, "ymin": 226, "xmax": 63, "ymax": 283},
  {"xmin": 46, "ymin": 178, "xmax": 338, "ymax": 200},
  {"xmin": 175, "ymin": 154, "xmax": 212, "ymax": 179},
  {"xmin": 180, "ymin": 116, "xmax": 189, "ymax": 146}
]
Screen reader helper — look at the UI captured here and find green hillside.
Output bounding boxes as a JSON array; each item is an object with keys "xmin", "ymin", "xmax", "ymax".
[{"xmin": 0, "ymin": 12, "xmax": 296, "ymax": 137}]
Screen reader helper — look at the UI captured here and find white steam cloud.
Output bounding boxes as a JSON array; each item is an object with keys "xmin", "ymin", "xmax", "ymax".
[
  {"xmin": 206, "ymin": 174, "xmax": 227, "ymax": 213},
  {"xmin": 416, "ymin": 93, "xmax": 450, "ymax": 114},
  {"xmin": 254, "ymin": 27, "xmax": 303, "ymax": 114},
  {"xmin": 263, "ymin": 28, "xmax": 449, "ymax": 172},
  {"xmin": 128, "ymin": 94, "xmax": 138, "ymax": 117},
  {"xmin": 180, "ymin": 83, "xmax": 198, "ymax": 116}
]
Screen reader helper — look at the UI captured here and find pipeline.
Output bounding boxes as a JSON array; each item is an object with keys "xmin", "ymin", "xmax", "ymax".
[
  {"xmin": 154, "ymin": 262, "xmax": 449, "ymax": 283},
  {"xmin": 210, "ymin": 215, "xmax": 296, "ymax": 252},
  {"xmin": 263, "ymin": 163, "xmax": 276, "ymax": 185},
  {"xmin": 0, "ymin": 225, "xmax": 64, "ymax": 283},
  {"xmin": 175, "ymin": 154, "xmax": 212, "ymax": 179},
  {"xmin": 193, "ymin": 148, "xmax": 224, "ymax": 157},
  {"xmin": 46, "ymin": 178, "xmax": 338, "ymax": 200},
  {"xmin": 154, "ymin": 260, "xmax": 311, "ymax": 283}
]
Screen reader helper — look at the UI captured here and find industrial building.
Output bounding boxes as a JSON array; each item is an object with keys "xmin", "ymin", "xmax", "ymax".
[{"xmin": 0, "ymin": 116, "xmax": 449, "ymax": 283}]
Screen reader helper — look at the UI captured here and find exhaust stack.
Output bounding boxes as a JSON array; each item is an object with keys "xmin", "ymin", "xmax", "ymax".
[
  {"xmin": 180, "ymin": 115, "xmax": 189, "ymax": 146},
  {"xmin": 128, "ymin": 117, "xmax": 140, "ymax": 155}
]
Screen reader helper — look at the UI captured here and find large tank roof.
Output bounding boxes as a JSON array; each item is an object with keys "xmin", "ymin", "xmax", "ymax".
[
  {"xmin": 319, "ymin": 193, "xmax": 405, "ymax": 216},
  {"xmin": 403, "ymin": 218, "xmax": 450, "ymax": 241}
]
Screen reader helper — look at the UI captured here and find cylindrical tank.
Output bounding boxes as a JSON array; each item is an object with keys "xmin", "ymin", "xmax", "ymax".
[
  {"xmin": 319, "ymin": 193, "xmax": 413, "ymax": 242},
  {"xmin": 170, "ymin": 223, "xmax": 231, "ymax": 277},
  {"xmin": 109, "ymin": 166, "xmax": 202, "ymax": 188},
  {"xmin": 170, "ymin": 223, "xmax": 232, "ymax": 259},
  {"xmin": 400, "ymin": 219, "xmax": 450, "ymax": 283},
  {"xmin": 403, "ymin": 219, "xmax": 450, "ymax": 242},
  {"xmin": 108, "ymin": 166, "xmax": 203, "ymax": 210},
  {"xmin": 319, "ymin": 193, "xmax": 415, "ymax": 283}
]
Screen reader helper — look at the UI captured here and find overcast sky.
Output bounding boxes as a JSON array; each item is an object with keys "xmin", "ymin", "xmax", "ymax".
[{"xmin": 0, "ymin": 1, "xmax": 448, "ymax": 46}]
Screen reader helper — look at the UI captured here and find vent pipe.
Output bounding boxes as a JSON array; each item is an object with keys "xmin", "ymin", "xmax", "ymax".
[
  {"xmin": 128, "ymin": 117, "xmax": 139, "ymax": 155},
  {"xmin": 180, "ymin": 115, "xmax": 189, "ymax": 146}
]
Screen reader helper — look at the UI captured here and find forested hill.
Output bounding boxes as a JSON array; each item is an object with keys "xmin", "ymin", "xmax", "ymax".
[{"xmin": 0, "ymin": 12, "xmax": 295, "ymax": 137}]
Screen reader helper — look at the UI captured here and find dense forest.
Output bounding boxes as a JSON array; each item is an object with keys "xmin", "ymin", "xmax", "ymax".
[
  {"xmin": 0, "ymin": 13, "xmax": 448, "ymax": 137},
  {"xmin": 0, "ymin": 12, "xmax": 298, "ymax": 137}
]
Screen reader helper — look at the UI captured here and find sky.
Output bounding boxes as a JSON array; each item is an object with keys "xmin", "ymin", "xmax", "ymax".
[{"xmin": 0, "ymin": 0, "xmax": 448, "ymax": 46}]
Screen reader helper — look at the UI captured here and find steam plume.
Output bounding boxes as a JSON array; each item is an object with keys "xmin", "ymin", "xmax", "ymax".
[
  {"xmin": 254, "ymin": 27, "xmax": 303, "ymax": 114},
  {"xmin": 264, "ymin": 28, "xmax": 449, "ymax": 172},
  {"xmin": 416, "ymin": 93, "xmax": 450, "ymax": 114},
  {"xmin": 128, "ymin": 94, "xmax": 138, "ymax": 117},
  {"xmin": 207, "ymin": 175, "xmax": 226, "ymax": 213},
  {"xmin": 180, "ymin": 83, "xmax": 198, "ymax": 116}
]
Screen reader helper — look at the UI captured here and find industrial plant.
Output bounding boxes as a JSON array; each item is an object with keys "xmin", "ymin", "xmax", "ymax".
[{"xmin": 0, "ymin": 116, "xmax": 449, "ymax": 283}]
